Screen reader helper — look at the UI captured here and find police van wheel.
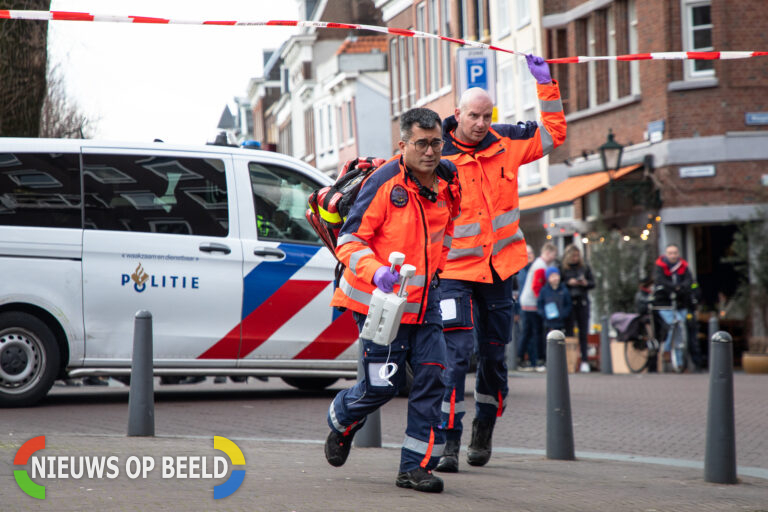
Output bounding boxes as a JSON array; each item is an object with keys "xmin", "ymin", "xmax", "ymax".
[
  {"xmin": 0, "ymin": 312, "xmax": 61, "ymax": 407},
  {"xmin": 281, "ymin": 377, "xmax": 338, "ymax": 391}
]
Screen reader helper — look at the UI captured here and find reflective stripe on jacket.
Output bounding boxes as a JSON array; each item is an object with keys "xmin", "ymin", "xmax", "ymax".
[
  {"xmin": 331, "ymin": 156, "xmax": 462, "ymax": 324},
  {"xmin": 440, "ymin": 80, "xmax": 566, "ymax": 283}
]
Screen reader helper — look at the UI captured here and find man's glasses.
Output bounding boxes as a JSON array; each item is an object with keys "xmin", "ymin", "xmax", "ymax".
[{"xmin": 407, "ymin": 138, "xmax": 444, "ymax": 152}]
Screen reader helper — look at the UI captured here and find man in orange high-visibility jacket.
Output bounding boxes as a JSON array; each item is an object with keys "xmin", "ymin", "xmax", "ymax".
[
  {"xmin": 324, "ymin": 107, "xmax": 461, "ymax": 493},
  {"xmin": 435, "ymin": 55, "xmax": 566, "ymax": 473}
]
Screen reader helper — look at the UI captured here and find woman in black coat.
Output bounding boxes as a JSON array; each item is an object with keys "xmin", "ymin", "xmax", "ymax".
[{"xmin": 560, "ymin": 244, "xmax": 595, "ymax": 372}]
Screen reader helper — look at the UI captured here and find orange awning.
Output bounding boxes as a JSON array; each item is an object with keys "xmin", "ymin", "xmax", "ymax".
[{"xmin": 519, "ymin": 164, "xmax": 642, "ymax": 213}]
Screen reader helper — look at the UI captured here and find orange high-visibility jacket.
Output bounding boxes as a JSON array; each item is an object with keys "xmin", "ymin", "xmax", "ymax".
[
  {"xmin": 440, "ymin": 80, "xmax": 567, "ymax": 283},
  {"xmin": 331, "ymin": 156, "xmax": 462, "ymax": 324}
]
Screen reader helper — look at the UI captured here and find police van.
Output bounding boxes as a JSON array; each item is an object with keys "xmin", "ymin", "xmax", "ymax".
[{"xmin": 0, "ymin": 138, "xmax": 360, "ymax": 406}]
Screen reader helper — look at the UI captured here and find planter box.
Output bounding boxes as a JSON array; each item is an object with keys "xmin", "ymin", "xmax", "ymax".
[{"xmin": 742, "ymin": 352, "xmax": 768, "ymax": 374}]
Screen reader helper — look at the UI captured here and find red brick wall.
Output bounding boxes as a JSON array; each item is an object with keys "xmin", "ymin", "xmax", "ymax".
[
  {"xmin": 546, "ymin": 0, "xmax": 768, "ymax": 164},
  {"xmin": 656, "ymin": 161, "xmax": 768, "ymax": 208}
]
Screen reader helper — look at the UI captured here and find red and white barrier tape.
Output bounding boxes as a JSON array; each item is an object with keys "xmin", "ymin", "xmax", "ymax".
[{"xmin": 2, "ymin": 10, "xmax": 767, "ymax": 62}]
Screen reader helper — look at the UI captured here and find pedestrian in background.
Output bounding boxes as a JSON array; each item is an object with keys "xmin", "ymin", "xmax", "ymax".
[
  {"xmin": 435, "ymin": 54, "xmax": 567, "ymax": 473},
  {"xmin": 518, "ymin": 242, "xmax": 558, "ymax": 372},
  {"xmin": 323, "ymin": 107, "xmax": 461, "ymax": 493},
  {"xmin": 537, "ymin": 266, "xmax": 572, "ymax": 335},
  {"xmin": 560, "ymin": 244, "xmax": 595, "ymax": 373},
  {"xmin": 512, "ymin": 245, "xmax": 535, "ymax": 366}
]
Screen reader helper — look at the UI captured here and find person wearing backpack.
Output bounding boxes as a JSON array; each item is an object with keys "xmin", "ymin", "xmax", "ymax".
[
  {"xmin": 435, "ymin": 55, "xmax": 567, "ymax": 473},
  {"xmin": 324, "ymin": 107, "xmax": 461, "ymax": 493}
]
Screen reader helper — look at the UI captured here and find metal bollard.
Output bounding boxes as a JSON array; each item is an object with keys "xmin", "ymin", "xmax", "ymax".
[
  {"xmin": 546, "ymin": 330, "xmax": 575, "ymax": 460},
  {"xmin": 704, "ymin": 331, "xmax": 737, "ymax": 484},
  {"xmin": 600, "ymin": 315, "xmax": 613, "ymax": 374},
  {"xmin": 128, "ymin": 310, "xmax": 155, "ymax": 437},
  {"xmin": 708, "ymin": 315, "xmax": 720, "ymax": 344},
  {"xmin": 354, "ymin": 341, "xmax": 382, "ymax": 448}
]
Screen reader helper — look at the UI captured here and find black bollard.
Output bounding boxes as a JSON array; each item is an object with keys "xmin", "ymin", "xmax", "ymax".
[
  {"xmin": 708, "ymin": 315, "xmax": 720, "ymax": 344},
  {"xmin": 546, "ymin": 330, "xmax": 575, "ymax": 460},
  {"xmin": 600, "ymin": 315, "xmax": 613, "ymax": 374},
  {"xmin": 354, "ymin": 341, "xmax": 382, "ymax": 448},
  {"xmin": 704, "ymin": 331, "xmax": 737, "ymax": 484},
  {"xmin": 128, "ymin": 310, "xmax": 155, "ymax": 436}
]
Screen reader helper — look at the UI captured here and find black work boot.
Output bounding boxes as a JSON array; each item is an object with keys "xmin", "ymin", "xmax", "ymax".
[
  {"xmin": 467, "ymin": 418, "xmax": 494, "ymax": 466},
  {"xmin": 395, "ymin": 467, "xmax": 444, "ymax": 493},
  {"xmin": 324, "ymin": 422, "xmax": 363, "ymax": 467},
  {"xmin": 434, "ymin": 439, "xmax": 460, "ymax": 473}
]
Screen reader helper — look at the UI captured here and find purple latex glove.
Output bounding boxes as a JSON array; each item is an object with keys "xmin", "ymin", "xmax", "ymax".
[
  {"xmin": 373, "ymin": 266, "xmax": 400, "ymax": 293},
  {"xmin": 526, "ymin": 54, "xmax": 552, "ymax": 84}
]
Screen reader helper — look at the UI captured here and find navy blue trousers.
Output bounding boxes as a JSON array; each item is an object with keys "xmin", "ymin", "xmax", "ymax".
[
  {"xmin": 327, "ymin": 294, "xmax": 447, "ymax": 472},
  {"xmin": 438, "ymin": 271, "xmax": 513, "ymax": 442}
]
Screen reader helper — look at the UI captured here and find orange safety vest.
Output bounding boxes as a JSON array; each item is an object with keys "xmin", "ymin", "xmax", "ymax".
[
  {"xmin": 331, "ymin": 156, "xmax": 462, "ymax": 324},
  {"xmin": 440, "ymin": 80, "xmax": 567, "ymax": 283}
]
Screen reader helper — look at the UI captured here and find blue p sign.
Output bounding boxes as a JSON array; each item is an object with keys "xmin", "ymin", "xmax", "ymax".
[{"xmin": 467, "ymin": 57, "xmax": 488, "ymax": 89}]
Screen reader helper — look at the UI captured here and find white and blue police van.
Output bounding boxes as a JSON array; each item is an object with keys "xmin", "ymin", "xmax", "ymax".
[{"xmin": 0, "ymin": 138, "xmax": 360, "ymax": 406}]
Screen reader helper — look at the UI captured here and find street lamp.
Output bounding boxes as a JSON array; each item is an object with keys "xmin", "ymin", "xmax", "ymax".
[{"xmin": 599, "ymin": 129, "xmax": 624, "ymax": 175}]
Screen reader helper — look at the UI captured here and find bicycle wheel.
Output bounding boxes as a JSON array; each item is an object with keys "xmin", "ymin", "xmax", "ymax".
[
  {"xmin": 670, "ymin": 322, "xmax": 686, "ymax": 373},
  {"xmin": 624, "ymin": 339, "xmax": 650, "ymax": 373}
]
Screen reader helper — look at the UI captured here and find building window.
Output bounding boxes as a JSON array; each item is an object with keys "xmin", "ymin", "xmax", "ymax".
[
  {"xmin": 279, "ymin": 121, "xmax": 293, "ymax": 157},
  {"xmin": 628, "ymin": 0, "xmax": 640, "ymax": 95},
  {"xmin": 460, "ymin": 0, "xmax": 469, "ymax": 39},
  {"xmin": 585, "ymin": 191, "xmax": 600, "ymax": 220},
  {"xmin": 326, "ymin": 105, "xmax": 333, "ymax": 152},
  {"xmin": 521, "ymin": 159, "xmax": 540, "ymax": 187},
  {"xmin": 586, "ymin": 15, "xmax": 597, "ymax": 109},
  {"xmin": 569, "ymin": 3, "xmax": 639, "ymax": 114},
  {"xmin": 281, "ymin": 67, "xmax": 290, "ymax": 94},
  {"xmin": 515, "ymin": 0, "xmax": 530, "ymax": 29},
  {"xmin": 607, "ymin": 5, "xmax": 619, "ymax": 102},
  {"xmin": 304, "ymin": 108, "xmax": 315, "ymax": 158},
  {"xmin": 401, "ymin": 36, "xmax": 412, "ymax": 109},
  {"xmin": 429, "ymin": 0, "xmax": 439, "ymax": 94},
  {"xmin": 499, "ymin": 59, "xmax": 515, "ymax": 121},
  {"xmin": 441, "ymin": 0, "xmax": 452, "ymax": 87},
  {"xmin": 547, "ymin": 204, "xmax": 574, "ymax": 222},
  {"xmin": 417, "ymin": 4, "xmax": 427, "ymax": 98},
  {"xmin": 518, "ymin": 49, "xmax": 536, "ymax": 110},
  {"xmin": 346, "ymin": 100, "xmax": 354, "ymax": 141},
  {"xmin": 337, "ymin": 105, "xmax": 344, "ymax": 146},
  {"xmin": 476, "ymin": 0, "xmax": 489, "ymax": 40},
  {"xmin": 390, "ymin": 39, "xmax": 400, "ymax": 115},
  {"xmin": 496, "ymin": 0, "xmax": 511, "ymax": 38},
  {"xmin": 683, "ymin": 0, "xmax": 714, "ymax": 77}
]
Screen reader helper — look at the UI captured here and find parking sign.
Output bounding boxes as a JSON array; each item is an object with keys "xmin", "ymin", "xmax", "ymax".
[{"xmin": 457, "ymin": 48, "xmax": 497, "ymax": 104}]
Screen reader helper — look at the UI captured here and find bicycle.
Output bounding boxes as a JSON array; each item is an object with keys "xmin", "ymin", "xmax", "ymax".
[{"xmin": 615, "ymin": 292, "xmax": 688, "ymax": 373}]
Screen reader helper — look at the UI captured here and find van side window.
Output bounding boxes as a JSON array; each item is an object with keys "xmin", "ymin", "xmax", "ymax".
[
  {"xmin": 249, "ymin": 163, "xmax": 321, "ymax": 245},
  {"xmin": 83, "ymin": 154, "xmax": 228, "ymax": 236},
  {"xmin": 0, "ymin": 152, "xmax": 81, "ymax": 228}
]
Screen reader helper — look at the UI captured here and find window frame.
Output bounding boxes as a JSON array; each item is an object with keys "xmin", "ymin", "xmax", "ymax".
[
  {"xmin": 682, "ymin": 0, "xmax": 715, "ymax": 79},
  {"xmin": 515, "ymin": 0, "xmax": 531, "ymax": 29}
]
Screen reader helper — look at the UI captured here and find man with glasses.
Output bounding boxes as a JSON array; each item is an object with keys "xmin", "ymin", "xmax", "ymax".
[
  {"xmin": 324, "ymin": 107, "xmax": 461, "ymax": 493},
  {"xmin": 435, "ymin": 55, "xmax": 567, "ymax": 472}
]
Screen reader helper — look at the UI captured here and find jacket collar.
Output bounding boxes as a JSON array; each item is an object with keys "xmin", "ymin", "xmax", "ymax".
[{"xmin": 441, "ymin": 115, "xmax": 500, "ymax": 156}]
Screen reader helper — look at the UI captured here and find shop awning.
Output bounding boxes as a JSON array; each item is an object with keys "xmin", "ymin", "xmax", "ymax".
[{"xmin": 519, "ymin": 164, "xmax": 642, "ymax": 213}]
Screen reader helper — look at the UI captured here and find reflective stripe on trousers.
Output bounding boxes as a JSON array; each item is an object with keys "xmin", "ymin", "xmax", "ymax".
[
  {"xmin": 475, "ymin": 390, "xmax": 507, "ymax": 410},
  {"xmin": 403, "ymin": 431, "xmax": 445, "ymax": 463}
]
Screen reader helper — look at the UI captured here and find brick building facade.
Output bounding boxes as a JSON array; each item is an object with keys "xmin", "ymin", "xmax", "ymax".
[{"xmin": 525, "ymin": 0, "xmax": 768, "ymax": 313}]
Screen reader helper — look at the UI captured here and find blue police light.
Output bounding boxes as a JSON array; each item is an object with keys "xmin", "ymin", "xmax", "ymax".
[{"xmin": 241, "ymin": 140, "xmax": 262, "ymax": 150}]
